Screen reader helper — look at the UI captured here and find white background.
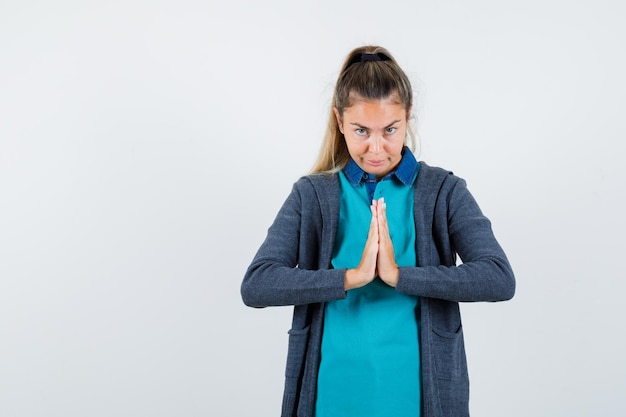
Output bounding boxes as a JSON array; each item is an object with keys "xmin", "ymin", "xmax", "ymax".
[{"xmin": 1, "ymin": 1, "xmax": 624, "ymax": 416}]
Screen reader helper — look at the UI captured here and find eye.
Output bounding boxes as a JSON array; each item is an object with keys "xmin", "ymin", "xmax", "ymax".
[
  {"xmin": 385, "ymin": 127, "xmax": 397, "ymax": 135},
  {"xmin": 355, "ymin": 128, "xmax": 368, "ymax": 136}
]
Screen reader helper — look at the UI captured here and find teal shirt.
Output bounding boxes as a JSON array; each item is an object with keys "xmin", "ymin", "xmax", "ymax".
[{"xmin": 316, "ymin": 151, "xmax": 422, "ymax": 417}]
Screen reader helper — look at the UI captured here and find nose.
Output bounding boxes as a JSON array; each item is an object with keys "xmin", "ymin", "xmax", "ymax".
[{"xmin": 370, "ymin": 134, "xmax": 382, "ymax": 153}]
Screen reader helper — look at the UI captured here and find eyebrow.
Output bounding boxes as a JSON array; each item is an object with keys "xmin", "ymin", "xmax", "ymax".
[{"xmin": 349, "ymin": 120, "xmax": 402, "ymax": 130}]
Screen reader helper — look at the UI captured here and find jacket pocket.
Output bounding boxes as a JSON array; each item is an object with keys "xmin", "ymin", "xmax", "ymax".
[
  {"xmin": 431, "ymin": 325, "xmax": 465, "ymax": 381},
  {"xmin": 284, "ymin": 326, "xmax": 311, "ymax": 385}
]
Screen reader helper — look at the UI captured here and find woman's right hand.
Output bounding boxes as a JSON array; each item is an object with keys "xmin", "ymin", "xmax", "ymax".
[{"xmin": 344, "ymin": 204, "xmax": 379, "ymax": 290}]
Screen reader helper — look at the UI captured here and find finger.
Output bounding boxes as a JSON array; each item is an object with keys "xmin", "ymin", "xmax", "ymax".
[
  {"xmin": 366, "ymin": 204, "xmax": 380, "ymax": 256},
  {"xmin": 369, "ymin": 202, "xmax": 379, "ymax": 239},
  {"xmin": 377, "ymin": 199, "xmax": 389, "ymax": 238},
  {"xmin": 375, "ymin": 198, "xmax": 399, "ymax": 286}
]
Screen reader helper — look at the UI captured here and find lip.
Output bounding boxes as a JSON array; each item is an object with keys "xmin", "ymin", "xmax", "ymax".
[{"xmin": 366, "ymin": 160, "xmax": 385, "ymax": 167}]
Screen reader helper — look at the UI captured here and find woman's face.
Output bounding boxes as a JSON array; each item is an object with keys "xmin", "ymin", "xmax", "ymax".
[{"xmin": 335, "ymin": 94, "xmax": 409, "ymax": 179}]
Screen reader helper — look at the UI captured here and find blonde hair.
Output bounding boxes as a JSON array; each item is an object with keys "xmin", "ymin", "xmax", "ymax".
[{"xmin": 311, "ymin": 46, "xmax": 416, "ymax": 174}]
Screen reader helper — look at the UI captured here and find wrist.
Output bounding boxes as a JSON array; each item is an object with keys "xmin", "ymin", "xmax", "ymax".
[
  {"xmin": 381, "ymin": 266, "xmax": 399, "ymax": 287},
  {"xmin": 344, "ymin": 268, "xmax": 368, "ymax": 290}
]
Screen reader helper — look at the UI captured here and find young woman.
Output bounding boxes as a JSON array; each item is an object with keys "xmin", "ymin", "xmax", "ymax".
[{"xmin": 241, "ymin": 45, "xmax": 515, "ymax": 417}]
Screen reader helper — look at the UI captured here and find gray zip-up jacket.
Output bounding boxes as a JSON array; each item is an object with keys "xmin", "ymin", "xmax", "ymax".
[{"xmin": 241, "ymin": 163, "xmax": 515, "ymax": 417}]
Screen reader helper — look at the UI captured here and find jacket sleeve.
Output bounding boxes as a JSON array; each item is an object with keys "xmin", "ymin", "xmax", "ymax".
[
  {"xmin": 240, "ymin": 180, "xmax": 347, "ymax": 308},
  {"xmin": 396, "ymin": 175, "xmax": 515, "ymax": 302}
]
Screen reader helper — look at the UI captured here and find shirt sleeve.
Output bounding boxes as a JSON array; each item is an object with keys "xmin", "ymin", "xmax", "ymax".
[
  {"xmin": 241, "ymin": 180, "xmax": 347, "ymax": 308},
  {"xmin": 396, "ymin": 175, "xmax": 516, "ymax": 302}
]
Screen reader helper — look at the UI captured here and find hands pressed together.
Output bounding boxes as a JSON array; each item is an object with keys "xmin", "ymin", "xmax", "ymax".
[{"xmin": 344, "ymin": 198, "xmax": 399, "ymax": 290}]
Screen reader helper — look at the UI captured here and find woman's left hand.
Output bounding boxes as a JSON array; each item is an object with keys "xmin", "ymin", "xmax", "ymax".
[{"xmin": 374, "ymin": 198, "xmax": 399, "ymax": 287}]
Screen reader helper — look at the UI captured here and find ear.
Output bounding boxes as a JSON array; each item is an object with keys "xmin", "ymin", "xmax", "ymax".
[
  {"xmin": 406, "ymin": 105, "xmax": 413, "ymax": 120},
  {"xmin": 333, "ymin": 107, "xmax": 343, "ymax": 134}
]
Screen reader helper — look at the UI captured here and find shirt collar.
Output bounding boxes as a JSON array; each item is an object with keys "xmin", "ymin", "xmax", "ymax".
[{"xmin": 343, "ymin": 147, "xmax": 420, "ymax": 187}]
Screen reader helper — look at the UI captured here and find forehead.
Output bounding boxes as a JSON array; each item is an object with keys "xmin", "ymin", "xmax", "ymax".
[
  {"xmin": 347, "ymin": 91, "xmax": 403, "ymax": 107},
  {"xmin": 342, "ymin": 95, "xmax": 407, "ymax": 124}
]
